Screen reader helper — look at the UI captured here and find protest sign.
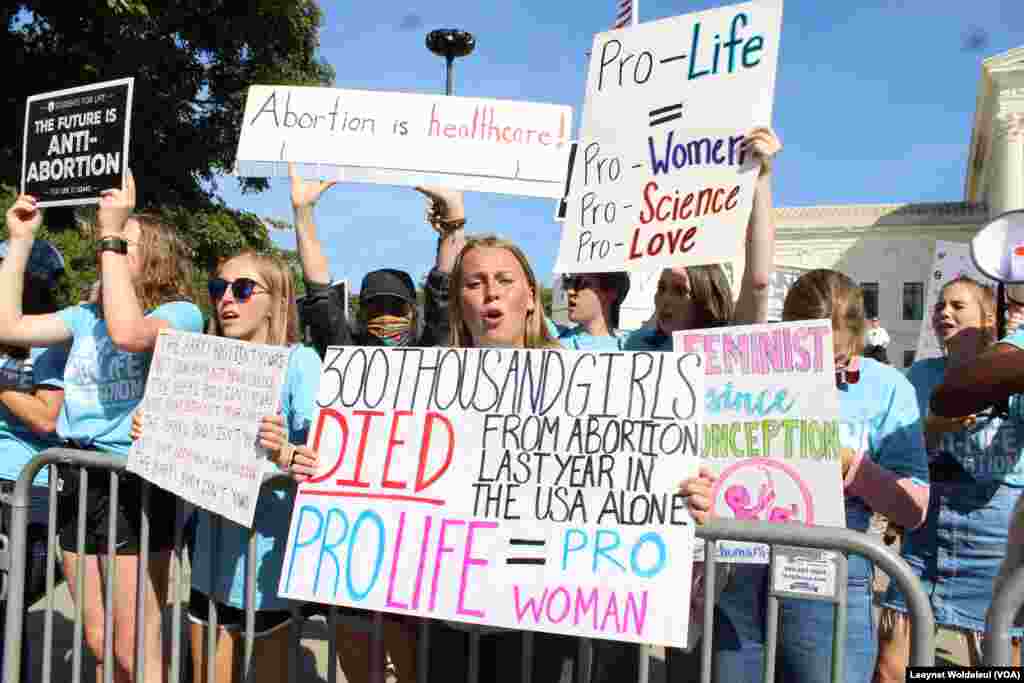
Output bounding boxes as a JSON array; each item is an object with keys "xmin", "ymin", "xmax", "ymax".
[
  {"xmin": 21, "ymin": 78, "xmax": 133, "ymax": 207},
  {"xmin": 234, "ymin": 86, "xmax": 573, "ymax": 198},
  {"xmin": 279, "ymin": 347, "xmax": 703, "ymax": 647},
  {"xmin": 915, "ymin": 240, "xmax": 988, "ymax": 362},
  {"xmin": 674, "ymin": 321, "xmax": 844, "ymax": 563},
  {"xmin": 555, "ymin": 0, "xmax": 783, "ymax": 273},
  {"xmin": 766, "ymin": 266, "xmax": 810, "ymax": 322},
  {"xmin": 127, "ymin": 330, "xmax": 290, "ymax": 528}
]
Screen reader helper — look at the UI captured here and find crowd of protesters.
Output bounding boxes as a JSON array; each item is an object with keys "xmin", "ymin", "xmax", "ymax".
[{"xmin": 0, "ymin": 121, "xmax": 1022, "ymax": 683}]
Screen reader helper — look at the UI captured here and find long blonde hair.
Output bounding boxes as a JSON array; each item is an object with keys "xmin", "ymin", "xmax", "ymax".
[
  {"xmin": 448, "ymin": 235, "xmax": 558, "ymax": 349},
  {"xmin": 211, "ymin": 250, "xmax": 299, "ymax": 347}
]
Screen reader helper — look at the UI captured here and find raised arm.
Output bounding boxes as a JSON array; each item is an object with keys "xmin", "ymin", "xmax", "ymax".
[
  {"xmin": 98, "ymin": 172, "xmax": 181, "ymax": 351},
  {"xmin": 416, "ymin": 186, "xmax": 466, "ymax": 347},
  {"xmin": 0, "ymin": 196, "xmax": 72, "ymax": 347},
  {"xmin": 931, "ymin": 342, "xmax": 1024, "ymax": 417},
  {"xmin": 732, "ymin": 127, "xmax": 781, "ymax": 325},
  {"xmin": 289, "ymin": 162, "xmax": 337, "ymax": 286}
]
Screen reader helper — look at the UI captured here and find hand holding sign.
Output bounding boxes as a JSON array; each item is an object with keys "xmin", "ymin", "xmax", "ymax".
[
  {"xmin": 5, "ymin": 195, "xmax": 43, "ymax": 240},
  {"xmin": 97, "ymin": 168, "xmax": 135, "ymax": 237},
  {"xmin": 679, "ymin": 466, "xmax": 717, "ymax": 525},
  {"xmin": 742, "ymin": 126, "xmax": 781, "ymax": 176},
  {"xmin": 289, "ymin": 162, "xmax": 337, "ymax": 211}
]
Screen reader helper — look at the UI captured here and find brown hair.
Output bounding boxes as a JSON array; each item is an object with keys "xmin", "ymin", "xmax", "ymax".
[
  {"xmin": 783, "ymin": 269, "xmax": 866, "ymax": 355},
  {"xmin": 936, "ymin": 276, "xmax": 996, "ymax": 351},
  {"xmin": 211, "ymin": 250, "xmax": 300, "ymax": 347},
  {"xmin": 108, "ymin": 212, "xmax": 201, "ymax": 312},
  {"xmin": 449, "ymin": 235, "xmax": 559, "ymax": 349},
  {"xmin": 683, "ymin": 265, "xmax": 735, "ymax": 327}
]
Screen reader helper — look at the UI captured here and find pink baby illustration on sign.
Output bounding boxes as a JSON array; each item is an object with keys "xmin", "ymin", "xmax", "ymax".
[{"xmin": 711, "ymin": 458, "xmax": 815, "ymax": 525}]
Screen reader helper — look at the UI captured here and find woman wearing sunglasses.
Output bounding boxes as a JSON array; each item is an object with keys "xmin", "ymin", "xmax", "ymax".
[
  {"xmin": 549, "ymin": 272, "xmax": 631, "ymax": 351},
  {"xmin": 0, "ymin": 175, "xmax": 204, "ymax": 683},
  {"xmin": 134, "ymin": 249, "xmax": 321, "ymax": 683}
]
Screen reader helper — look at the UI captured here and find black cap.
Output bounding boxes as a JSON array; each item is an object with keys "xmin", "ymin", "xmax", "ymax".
[{"xmin": 360, "ymin": 269, "xmax": 416, "ymax": 306}]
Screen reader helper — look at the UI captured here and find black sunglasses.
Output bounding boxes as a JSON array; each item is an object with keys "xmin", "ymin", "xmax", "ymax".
[
  {"xmin": 208, "ymin": 277, "xmax": 266, "ymax": 303},
  {"xmin": 561, "ymin": 275, "xmax": 599, "ymax": 291}
]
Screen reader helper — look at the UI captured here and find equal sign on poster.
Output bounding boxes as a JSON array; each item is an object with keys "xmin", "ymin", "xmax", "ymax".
[
  {"xmin": 21, "ymin": 78, "xmax": 133, "ymax": 207},
  {"xmin": 555, "ymin": 0, "xmax": 783, "ymax": 273},
  {"xmin": 127, "ymin": 330, "xmax": 289, "ymax": 528},
  {"xmin": 674, "ymin": 321, "xmax": 844, "ymax": 563},
  {"xmin": 233, "ymin": 86, "xmax": 572, "ymax": 198},
  {"xmin": 279, "ymin": 347, "xmax": 704, "ymax": 647}
]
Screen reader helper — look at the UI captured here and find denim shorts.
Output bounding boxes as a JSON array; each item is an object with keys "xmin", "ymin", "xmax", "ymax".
[
  {"xmin": 712, "ymin": 555, "xmax": 876, "ymax": 683},
  {"xmin": 882, "ymin": 477, "xmax": 1024, "ymax": 635}
]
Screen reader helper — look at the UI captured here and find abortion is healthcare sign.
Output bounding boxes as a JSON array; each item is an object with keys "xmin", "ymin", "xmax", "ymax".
[
  {"xmin": 675, "ymin": 321, "xmax": 845, "ymax": 563},
  {"xmin": 280, "ymin": 347, "xmax": 705, "ymax": 646}
]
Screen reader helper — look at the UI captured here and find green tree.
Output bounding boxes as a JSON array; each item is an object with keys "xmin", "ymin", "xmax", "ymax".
[{"xmin": 2, "ymin": 1, "xmax": 332, "ymax": 303}]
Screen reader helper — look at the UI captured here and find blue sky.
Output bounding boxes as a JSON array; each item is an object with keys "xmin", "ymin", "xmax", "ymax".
[{"xmin": 215, "ymin": 0, "xmax": 1024, "ymax": 290}]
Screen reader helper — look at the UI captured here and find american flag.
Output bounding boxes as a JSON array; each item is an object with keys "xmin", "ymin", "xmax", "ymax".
[{"xmin": 612, "ymin": 0, "xmax": 634, "ymax": 29}]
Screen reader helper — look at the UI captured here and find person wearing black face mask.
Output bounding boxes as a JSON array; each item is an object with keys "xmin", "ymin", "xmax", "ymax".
[{"xmin": 286, "ymin": 163, "xmax": 465, "ymax": 358}]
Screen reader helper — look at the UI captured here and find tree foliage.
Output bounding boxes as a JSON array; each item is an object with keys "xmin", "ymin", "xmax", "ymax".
[{"xmin": 1, "ymin": 1, "xmax": 332, "ymax": 305}]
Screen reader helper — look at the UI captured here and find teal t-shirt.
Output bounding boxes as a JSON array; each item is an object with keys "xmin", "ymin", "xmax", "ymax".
[
  {"xmin": 0, "ymin": 344, "xmax": 69, "ymax": 483},
  {"xmin": 190, "ymin": 344, "xmax": 321, "ymax": 611},
  {"xmin": 622, "ymin": 326, "xmax": 672, "ymax": 352},
  {"xmin": 546, "ymin": 318, "xmax": 627, "ymax": 351},
  {"xmin": 56, "ymin": 302, "xmax": 204, "ymax": 456},
  {"xmin": 837, "ymin": 357, "xmax": 930, "ymax": 531}
]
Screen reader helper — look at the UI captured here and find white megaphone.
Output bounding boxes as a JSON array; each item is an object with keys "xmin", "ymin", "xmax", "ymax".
[
  {"xmin": 971, "ymin": 209, "xmax": 1024, "ymax": 336},
  {"xmin": 970, "ymin": 210, "xmax": 1024, "ymax": 418}
]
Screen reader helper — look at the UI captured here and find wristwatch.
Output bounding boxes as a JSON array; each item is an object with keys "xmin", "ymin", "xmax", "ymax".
[{"xmin": 97, "ymin": 236, "xmax": 128, "ymax": 255}]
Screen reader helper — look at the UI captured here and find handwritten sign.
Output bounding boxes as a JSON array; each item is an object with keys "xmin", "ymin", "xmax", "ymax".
[
  {"xmin": 233, "ymin": 86, "xmax": 573, "ymax": 198},
  {"xmin": 555, "ymin": 0, "xmax": 783, "ymax": 273},
  {"xmin": 915, "ymin": 241, "xmax": 988, "ymax": 362},
  {"xmin": 127, "ymin": 331, "xmax": 289, "ymax": 528},
  {"xmin": 555, "ymin": 133, "xmax": 759, "ymax": 272},
  {"xmin": 674, "ymin": 321, "xmax": 844, "ymax": 563},
  {"xmin": 21, "ymin": 78, "xmax": 134, "ymax": 207},
  {"xmin": 279, "ymin": 347, "xmax": 703, "ymax": 647}
]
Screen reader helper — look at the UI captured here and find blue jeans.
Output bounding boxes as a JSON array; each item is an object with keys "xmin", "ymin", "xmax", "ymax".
[
  {"xmin": 713, "ymin": 556, "xmax": 876, "ymax": 683},
  {"xmin": 883, "ymin": 477, "xmax": 1023, "ymax": 635}
]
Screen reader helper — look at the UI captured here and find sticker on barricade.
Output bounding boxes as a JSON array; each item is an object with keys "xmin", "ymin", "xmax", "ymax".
[{"xmin": 770, "ymin": 545, "xmax": 839, "ymax": 601}]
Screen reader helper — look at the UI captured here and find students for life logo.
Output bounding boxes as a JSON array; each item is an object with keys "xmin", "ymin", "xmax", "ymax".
[{"xmin": 710, "ymin": 458, "xmax": 815, "ymax": 525}]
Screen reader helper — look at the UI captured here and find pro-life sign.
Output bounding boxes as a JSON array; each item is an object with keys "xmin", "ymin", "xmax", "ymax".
[
  {"xmin": 555, "ymin": 0, "xmax": 782, "ymax": 273},
  {"xmin": 21, "ymin": 78, "xmax": 133, "ymax": 207},
  {"xmin": 234, "ymin": 86, "xmax": 573, "ymax": 198},
  {"xmin": 280, "ymin": 347, "xmax": 703, "ymax": 647}
]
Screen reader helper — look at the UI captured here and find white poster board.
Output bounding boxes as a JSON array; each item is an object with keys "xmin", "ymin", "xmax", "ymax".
[
  {"xmin": 915, "ymin": 241, "xmax": 988, "ymax": 362},
  {"xmin": 234, "ymin": 86, "xmax": 573, "ymax": 198},
  {"xmin": 279, "ymin": 347, "xmax": 703, "ymax": 647},
  {"xmin": 555, "ymin": 0, "xmax": 783, "ymax": 273},
  {"xmin": 127, "ymin": 331, "xmax": 289, "ymax": 528},
  {"xmin": 674, "ymin": 321, "xmax": 844, "ymax": 563}
]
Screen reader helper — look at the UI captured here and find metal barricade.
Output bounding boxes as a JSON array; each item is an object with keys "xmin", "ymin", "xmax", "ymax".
[
  {"xmin": 3, "ymin": 448, "xmax": 937, "ymax": 683},
  {"xmin": 984, "ymin": 566, "xmax": 1024, "ymax": 666}
]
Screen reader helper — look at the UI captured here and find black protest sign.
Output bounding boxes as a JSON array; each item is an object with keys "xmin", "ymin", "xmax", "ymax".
[{"xmin": 21, "ymin": 78, "xmax": 134, "ymax": 207}]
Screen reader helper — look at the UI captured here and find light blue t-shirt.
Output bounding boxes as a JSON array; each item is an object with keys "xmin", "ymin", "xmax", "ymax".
[
  {"xmin": 190, "ymin": 344, "xmax": 321, "ymax": 611},
  {"xmin": 621, "ymin": 326, "xmax": 672, "ymax": 352},
  {"xmin": 0, "ymin": 345, "xmax": 69, "ymax": 483},
  {"xmin": 838, "ymin": 357, "xmax": 930, "ymax": 532},
  {"xmin": 56, "ymin": 302, "xmax": 204, "ymax": 456},
  {"xmin": 546, "ymin": 318, "xmax": 627, "ymax": 352}
]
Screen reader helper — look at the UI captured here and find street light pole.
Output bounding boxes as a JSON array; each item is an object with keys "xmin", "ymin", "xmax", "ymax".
[{"xmin": 425, "ymin": 29, "xmax": 476, "ymax": 95}]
